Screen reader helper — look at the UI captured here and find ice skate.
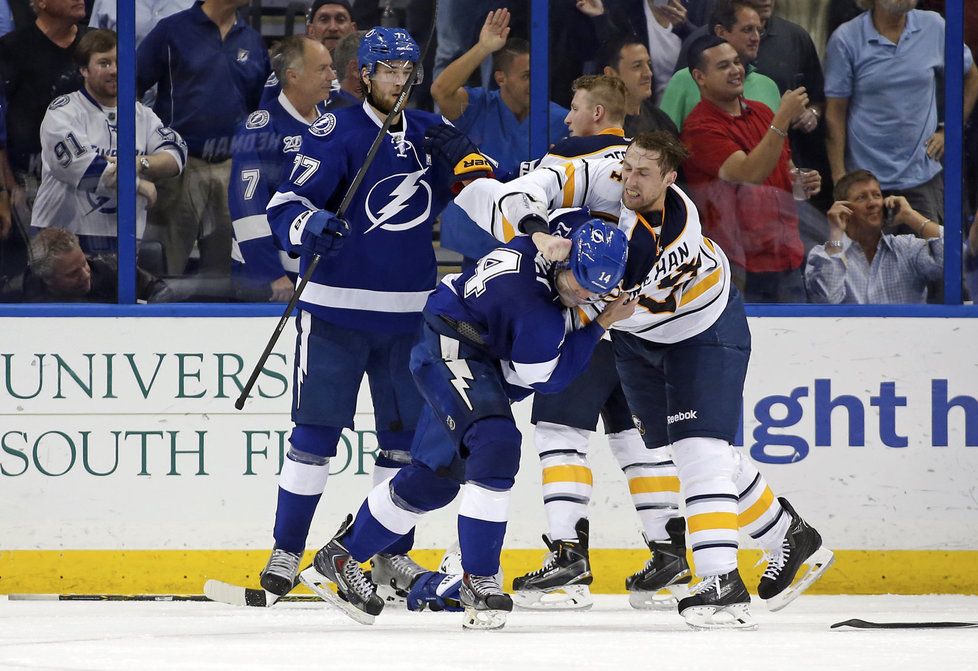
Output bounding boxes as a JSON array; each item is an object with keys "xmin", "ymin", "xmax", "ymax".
[
  {"xmin": 299, "ymin": 514, "xmax": 384, "ymax": 625},
  {"xmin": 512, "ymin": 518, "xmax": 593, "ymax": 611},
  {"xmin": 460, "ymin": 572, "xmax": 513, "ymax": 630},
  {"xmin": 678, "ymin": 570, "xmax": 756, "ymax": 630},
  {"xmin": 370, "ymin": 552, "xmax": 428, "ymax": 607},
  {"xmin": 259, "ymin": 547, "xmax": 301, "ymax": 596},
  {"xmin": 371, "ymin": 552, "xmax": 462, "ymax": 611},
  {"xmin": 626, "ymin": 517, "xmax": 691, "ymax": 610},
  {"xmin": 757, "ymin": 497, "xmax": 835, "ymax": 612}
]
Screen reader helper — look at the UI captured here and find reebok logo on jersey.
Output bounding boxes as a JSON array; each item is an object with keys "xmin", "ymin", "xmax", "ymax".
[{"xmin": 667, "ymin": 410, "xmax": 698, "ymax": 424}]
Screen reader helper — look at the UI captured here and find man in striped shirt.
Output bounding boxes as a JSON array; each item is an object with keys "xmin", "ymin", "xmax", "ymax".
[{"xmin": 805, "ymin": 169, "xmax": 943, "ymax": 304}]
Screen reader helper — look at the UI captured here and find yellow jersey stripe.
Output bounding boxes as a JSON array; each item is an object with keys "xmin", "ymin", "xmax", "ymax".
[
  {"xmin": 628, "ymin": 476, "xmax": 681, "ymax": 495},
  {"xmin": 739, "ymin": 486, "xmax": 776, "ymax": 527},
  {"xmin": 561, "ymin": 162, "xmax": 577, "ymax": 208},
  {"xmin": 543, "ymin": 464, "xmax": 593, "ymax": 485},
  {"xmin": 688, "ymin": 511, "xmax": 739, "ymax": 534},
  {"xmin": 501, "ymin": 215, "xmax": 516, "ymax": 242},
  {"xmin": 679, "ymin": 264, "xmax": 723, "ymax": 307}
]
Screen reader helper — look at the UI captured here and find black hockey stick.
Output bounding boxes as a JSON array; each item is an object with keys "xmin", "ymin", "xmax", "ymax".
[
  {"xmin": 234, "ymin": 14, "xmax": 439, "ymax": 411},
  {"xmin": 831, "ymin": 618, "xmax": 978, "ymax": 629},
  {"xmin": 4, "ymin": 593, "xmax": 209, "ymax": 602},
  {"xmin": 2, "ymin": 591, "xmax": 322, "ymax": 604}
]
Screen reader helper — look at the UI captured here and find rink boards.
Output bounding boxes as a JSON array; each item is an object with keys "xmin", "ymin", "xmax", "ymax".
[{"xmin": 1, "ymin": 316, "xmax": 976, "ymax": 594}]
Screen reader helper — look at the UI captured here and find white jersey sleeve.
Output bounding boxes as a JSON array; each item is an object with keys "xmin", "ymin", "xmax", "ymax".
[
  {"xmin": 454, "ymin": 156, "xmax": 625, "ymax": 243},
  {"xmin": 138, "ymin": 102, "xmax": 187, "ymax": 173}
]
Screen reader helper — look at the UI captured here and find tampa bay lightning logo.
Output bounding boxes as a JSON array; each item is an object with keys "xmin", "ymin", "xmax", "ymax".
[
  {"xmin": 84, "ymin": 191, "xmax": 115, "ymax": 216},
  {"xmin": 364, "ymin": 170, "xmax": 432, "ymax": 233},
  {"xmin": 48, "ymin": 95, "xmax": 71, "ymax": 111},
  {"xmin": 309, "ymin": 113, "xmax": 336, "ymax": 137},
  {"xmin": 245, "ymin": 110, "xmax": 270, "ymax": 129}
]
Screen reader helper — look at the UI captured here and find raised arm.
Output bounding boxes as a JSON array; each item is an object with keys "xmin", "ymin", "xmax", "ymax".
[
  {"xmin": 718, "ymin": 88, "xmax": 808, "ymax": 185},
  {"xmin": 429, "ymin": 9, "xmax": 510, "ymax": 120}
]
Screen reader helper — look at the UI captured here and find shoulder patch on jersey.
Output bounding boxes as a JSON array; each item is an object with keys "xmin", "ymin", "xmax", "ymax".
[
  {"xmin": 265, "ymin": 72, "xmax": 279, "ymax": 87},
  {"xmin": 245, "ymin": 110, "xmax": 270, "ymax": 130},
  {"xmin": 309, "ymin": 113, "xmax": 337, "ymax": 137},
  {"xmin": 48, "ymin": 95, "xmax": 71, "ymax": 111}
]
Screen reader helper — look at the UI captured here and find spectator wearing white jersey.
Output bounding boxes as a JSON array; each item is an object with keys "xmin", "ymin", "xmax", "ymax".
[{"xmin": 31, "ymin": 29, "xmax": 186, "ymax": 256}]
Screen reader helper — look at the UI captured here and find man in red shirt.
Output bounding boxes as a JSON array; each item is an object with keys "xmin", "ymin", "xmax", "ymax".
[{"xmin": 680, "ymin": 35, "xmax": 820, "ymax": 302}]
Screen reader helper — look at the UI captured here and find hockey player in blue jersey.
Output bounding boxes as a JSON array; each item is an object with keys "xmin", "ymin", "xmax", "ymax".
[
  {"xmin": 297, "ymin": 219, "xmax": 637, "ymax": 629},
  {"xmin": 229, "ymin": 36, "xmax": 333, "ymax": 302},
  {"xmin": 259, "ymin": 26, "xmax": 494, "ymax": 606}
]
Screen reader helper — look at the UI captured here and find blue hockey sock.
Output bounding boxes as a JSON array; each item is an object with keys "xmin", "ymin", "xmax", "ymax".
[
  {"xmin": 381, "ymin": 527, "xmax": 415, "ymax": 556},
  {"xmin": 458, "ymin": 515, "xmax": 507, "ymax": 576},
  {"xmin": 272, "ymin": 488, "xmax": 321, "ymax": 553}
]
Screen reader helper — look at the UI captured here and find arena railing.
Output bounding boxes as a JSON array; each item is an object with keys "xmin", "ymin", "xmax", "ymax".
[{"xmin": 0, "ymin": 0, "xmax": 972, "ymax": 319}]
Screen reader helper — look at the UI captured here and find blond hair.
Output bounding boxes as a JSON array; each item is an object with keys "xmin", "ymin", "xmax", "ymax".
[{"xmin": 571, "ymin": 75, "xmax": 627, "ymax": 125}]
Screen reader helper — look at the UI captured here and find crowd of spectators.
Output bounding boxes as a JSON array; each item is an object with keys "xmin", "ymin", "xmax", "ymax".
[{"xmin": 0, "ymin": 0, "xmax": 974, "ymax": 305}]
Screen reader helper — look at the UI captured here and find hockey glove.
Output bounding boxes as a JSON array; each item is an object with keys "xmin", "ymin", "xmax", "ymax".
[
  {"xmin": 295, "ymin": 210, "xmax": 350, "ymax": 258},
  {"xmin": 406, "ymin": 571, "xmax": 464, "ymax": 612},
  {"xmin": 424, "ymin": 123, "xmax": 495, "ymax": 193}
]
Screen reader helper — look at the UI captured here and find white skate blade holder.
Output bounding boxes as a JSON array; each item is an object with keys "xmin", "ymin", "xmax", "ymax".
[
  {"xmin": 764, "ymin": 546, "xmax": 835, "ymax": 613},
  {"xmin": 681, "ymin": 602, "xmax": 757, "ymax": 631},
  {"xmin": 463, "ymin": 606, "xmax": 509, "ymax": 630},
  {"xmin": 298, "ymin": 566, "xmax": 376, "ymax": 625},
  {"xmin": 514, "ymin": 585, "xmax": 593, "ymax": 611},
  {"xmin": 628, "ymin": 583, "xmax": 688, "ymax": 611}
]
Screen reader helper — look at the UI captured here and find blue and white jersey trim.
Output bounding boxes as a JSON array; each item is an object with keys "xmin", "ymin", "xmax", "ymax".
[{"xmin": 301, "ymin": 282, "xmax": 431, "ymax": 313}]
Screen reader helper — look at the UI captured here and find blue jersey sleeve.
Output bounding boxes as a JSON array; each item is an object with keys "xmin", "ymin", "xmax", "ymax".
[
  {"xmin": 136, "ymin": 21, "xmax": 167, "ymax": 97},
  {"xmin": 229, "ymin": 114, "xmax": 287, "ymax": 282},
  {"xmin": 509, "ymin": 312, "xmax": 605, "ymax": 394},
  {"xmin": 266, "ymin": 112, "xmax": 349, "ymax": 256},
  {"xmin": 259, "ymin": 73, "xmax": 280, "ymax": 110}
]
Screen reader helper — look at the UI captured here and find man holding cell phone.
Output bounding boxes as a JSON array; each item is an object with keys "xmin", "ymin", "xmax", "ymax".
[{"xmin": 806, "ymin": 168, "xmax": 943, "ymax": 304}]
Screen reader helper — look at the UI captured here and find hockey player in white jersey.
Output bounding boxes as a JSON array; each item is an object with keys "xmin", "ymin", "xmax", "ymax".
[
  {"xmin": 31, "ymin": 30, "xmax": 186, "ymax": 256},
  {"xmin": 456, "ymin": 130, "xmax": 834, "ymax": 629},
  {"xmin": 229, "ymin": 36, "xmax": 333, "ymax": 302},
  {"xmin": 259, "ymin": 26, "xmax": 494, "ymax": 605},
  {"xmin": 506, "ymin": 76, "xmax": 687, "ymax": 611}
]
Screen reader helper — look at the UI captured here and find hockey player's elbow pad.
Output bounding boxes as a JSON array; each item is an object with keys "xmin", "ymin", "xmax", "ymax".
[{"xmin": 499, "ymin": 192, "xmax": 549, "ymax": 235}]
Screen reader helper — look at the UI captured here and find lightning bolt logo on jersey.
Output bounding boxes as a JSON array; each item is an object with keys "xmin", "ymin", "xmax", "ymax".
[{"xmin": 267, "ymin": 101, "xmax": 457, "ymax": 333}]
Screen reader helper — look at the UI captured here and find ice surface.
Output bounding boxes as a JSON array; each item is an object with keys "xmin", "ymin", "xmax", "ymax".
[{"xmin": 1, "ymin": 595, "xmax": 975, "ymax": 671}]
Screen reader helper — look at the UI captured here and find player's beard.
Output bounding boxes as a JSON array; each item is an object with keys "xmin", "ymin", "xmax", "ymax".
[{"xmin": 364, "ymin": 78, "xmax": 403, "ymax": 116}]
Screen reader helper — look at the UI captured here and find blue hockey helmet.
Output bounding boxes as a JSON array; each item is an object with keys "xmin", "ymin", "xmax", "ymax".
[
  {"xmin": 568, "ymin": 219, "xmax": 628, "ymax": 294},
  {"xmin": 358, "ymin": 27, "xmax": 421, "ymax": 77}
]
